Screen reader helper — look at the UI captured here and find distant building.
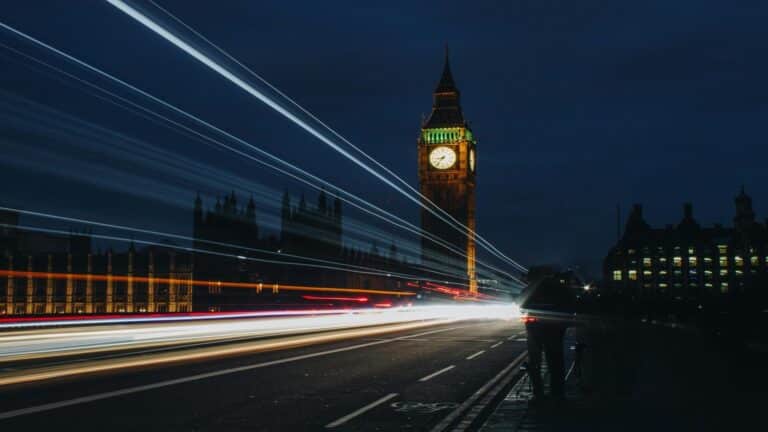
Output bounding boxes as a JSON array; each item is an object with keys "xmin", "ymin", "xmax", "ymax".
[
  {"xmin": 603, "ymin": 188, "xmax": 768, "ymax": 303},
  {"xmin": 0, "ymin": 242, "xmax": 193, "ymax": 316}
]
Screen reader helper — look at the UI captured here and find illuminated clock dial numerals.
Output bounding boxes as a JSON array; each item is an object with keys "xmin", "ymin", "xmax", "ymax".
[
  {"xmin": 429, "ymin": 146, "xmax": 457, "ymax": 170},
  {"xmin": 469, "ymin": 149, "xmax": 475, "ymax": 172}
]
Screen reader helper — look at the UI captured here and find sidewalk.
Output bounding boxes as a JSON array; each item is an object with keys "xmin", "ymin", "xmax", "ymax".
[{"xmin": 480, "ymin": 321, "xmax": 768, "ymax": 431}]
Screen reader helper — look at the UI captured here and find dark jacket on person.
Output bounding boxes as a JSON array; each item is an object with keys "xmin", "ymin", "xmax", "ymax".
[{"xmin": 519, "ymin": 276, "xmax": 577, "ymax": 317}]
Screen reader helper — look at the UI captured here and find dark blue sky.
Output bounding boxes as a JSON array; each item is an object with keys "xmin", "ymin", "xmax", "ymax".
[{"xmin": 1, "ymin": 1, "xmax": 767, "ymax": 277}]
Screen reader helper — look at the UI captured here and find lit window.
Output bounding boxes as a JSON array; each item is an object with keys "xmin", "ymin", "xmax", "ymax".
[
  {"xmin": 628, "ymin": 270, "xmax": 637, "ymax": 281},
  {"xmin": 688, "ymin": 256, "xmax": 697, "ymax": 266},
  {"xmin": 720, "ymin": 282, "xmax": 728, "ymax": 293},
  {"xmin": 704, "ymin": 270, "xmax": 713, "ymax": 276},
  {"xmin": 659, "ymin": 270, "xmax": 668, "ymax": 276},
  {"xmin": 720, "ymin": 269, "xmax": 728, "ymax": 276},
  {"xmin": 659, "ymin": 283, "xmax": 668, "ymax": 288},
  {"xmin": 643, "ymin": 257, "xmax": 652, "ymax": 268},
  {"xmin": 643, "ymin": 270, "xmax": 653, "ymax": 276},
  {"xmin": 718, "ymin": 245, "xmax": 728, "ymax": 254},
  {"xmin": 735, "ymin": 256, "xmax": 744, "ymax": 267},
  {"xmin": 688, "ymin": 247, "xmax": 696, "ymax": 255},
  {"xmin": 704, "ymin": 257, "xmax": 713, "ymax": 263},
  {"xmin": 735, "ymin": 269, "xmax": 743, "ymax": 276},
  {"xmin": 659, "ymin": 257, "xmax": 668, "ymax": 264},
  {"xmin": 705, "ymin": 282, "xmax": 713, "ymax": 288},
  {"xmin": 612, "ymin": 270, "xmax": 622, "ymax": 281},
  {"xmin": 673, "ymin": 257, "xmax": 682, "ymax": 267},
  {"xmin": 750, "ymin": 256, "xmax": 759, "ymax": 266},
  {"xmin": 719, "ymin": 257, "xmax": 728, "ymax": 267},
  {"xmin": 628, "ymin": 249, "xmax": 636, "ymax": 255}
]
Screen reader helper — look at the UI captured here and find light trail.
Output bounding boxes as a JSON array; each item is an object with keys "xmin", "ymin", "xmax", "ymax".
[
  {"xmin": 106, "ymin": 0, "xmax": 526, "ymax": 273},
  {"xmin": 146, "ymin": 0, "xmax": 526, "ymax": 273},
  {"xmin": 0, "ymin": 269, "xmax": 415, "ymax": 298},
  {"xmin": 0, "ymin": 34, "xmax": 516, "ymax": 285},
  {"xmin": 0, "ymin": 304, "xmax": 521, "ymax": 387},
  {"xmin": 0, "ymin": 217, "xmax": 476, "ymax": 290}
]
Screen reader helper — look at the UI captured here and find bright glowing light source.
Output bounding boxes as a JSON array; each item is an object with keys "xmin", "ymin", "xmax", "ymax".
[
  {"xmin": 583, "ymin": 284, "xmax": 592, "ymax": 291},
  {"xmin": 0, "ymin": 304, "xmax": 522, "ymax": 386}
]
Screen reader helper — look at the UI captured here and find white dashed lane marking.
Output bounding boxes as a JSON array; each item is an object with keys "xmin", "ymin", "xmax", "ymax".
[
  {"xmin": 465, "ymin": 350, "xmax": 485, "ymax": 360},
  {"xmin": 418, "ymin": 365, "xmax": 456, "ymax": 382}
]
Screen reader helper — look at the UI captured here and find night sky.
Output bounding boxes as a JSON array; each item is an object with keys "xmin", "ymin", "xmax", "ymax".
[{"xmin": 2, "ymin": 1, "xmax": 768, "ymax": 278}]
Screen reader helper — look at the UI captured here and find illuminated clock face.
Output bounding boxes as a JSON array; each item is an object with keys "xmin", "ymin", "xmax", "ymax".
[
  {"xmin": 469, "ymin": 149, "xmax": 475, "ymax": 172},
  {"xmin": 429, "ymin": 146, "xmax": 457, "ymax": 170}
]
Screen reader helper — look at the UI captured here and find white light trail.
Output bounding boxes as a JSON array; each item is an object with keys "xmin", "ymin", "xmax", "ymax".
[
  {"xmin": 106, "ymin": 0, "xmax": 526, "ymax": 273},
  {"xmin": 0, "ymin": 38, "xmax": 520, "ymax": 286},
  {"xmin": 149, "ymin": 0, "xmax": 525, "ymax": 273},
  {"xmin": 0, "ymin": 305, "xmax": 521, "ymax": 377},
  {"xmin": 0, "ymin": 19, "xmax": 523, "ymax": 286}
]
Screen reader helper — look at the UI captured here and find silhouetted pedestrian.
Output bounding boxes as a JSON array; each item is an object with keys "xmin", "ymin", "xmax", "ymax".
[{"xmin": 519, "ymin": 274, "xmax": 576, "ymax": 401}]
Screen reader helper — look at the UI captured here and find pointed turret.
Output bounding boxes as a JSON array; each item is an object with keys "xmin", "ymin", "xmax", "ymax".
[
  {"xmin": 623, "ymin": 204, "xmax": 650, "ymax": 238},
  {"xmin": 435, "ymin": 46, "xmax": 458, "ymax": 93},
  {"xmin": 734, "ymin": 185, "xmax": 755, "ymax": 230},
  {"xmin": 424, "ymin": 47, "xmax": 465, "ymax": 128},
  {"xmin": 677, "ymin": 202, "xmax": 700, "ymax": 233},
  {"xmin": 318, "ymin": 188, "xmax": 328, "ymax": 215},
  {"xmin": 299, "ymin": 193, "xmax": 307, "ymax": 212},
  {"xmin": 333, "ymin": 196, "xmax": 342, "ymax": 221},
  {"xmin": 246, "ymin": 195, "xmax": 256, "ymax": 222},
  {"xmin": 280, "ymin": 190, "xmax": 291, "ymax": 245}
]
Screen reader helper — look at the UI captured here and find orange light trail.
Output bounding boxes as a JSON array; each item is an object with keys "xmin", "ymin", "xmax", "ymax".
[
  {"xmin": 0, "ymin": 270, "xmax": 416, "ymax": 297},
  {"xmin": 301, "ymin": 295, "xmax": 368, "ymax": 303}
]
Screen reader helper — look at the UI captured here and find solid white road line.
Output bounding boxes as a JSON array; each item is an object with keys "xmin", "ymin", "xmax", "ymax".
[
  {"xmin": 465, "ymin": 350, "xmax": 485, "ymax": 360},
  {"xmin": 429, "ymin": 351, "xmax": 527, "ymax": 432},
  {"xmin": 324, "ymin": 392, "xmax": 399, "ymax": 428},
  {"xmin": 418, "ymin": 365, "xmax": 456, "ymax": 382},
  {"xmin": 0, "ymin": 325, "xmax": 468, "ymax": 420},
  {"xmin": 507, "ymin": 335, "xmax": 516, "ymax": 341},
  {"xmin": 490, "ymin": 341, "xmax": 503, "ymax": 349}
]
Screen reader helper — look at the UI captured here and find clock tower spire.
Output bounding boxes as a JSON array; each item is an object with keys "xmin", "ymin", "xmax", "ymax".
[{"xmin": 418, "ymin": 49, "xmax": 478, "ymax": 294}]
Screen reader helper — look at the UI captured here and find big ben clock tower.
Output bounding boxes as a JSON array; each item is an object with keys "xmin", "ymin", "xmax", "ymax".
[{"xmin": 418, "ymin": 50, "xmax": 478, "ymax": 294}]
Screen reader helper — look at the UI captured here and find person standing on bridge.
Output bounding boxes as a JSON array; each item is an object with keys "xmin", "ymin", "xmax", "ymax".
[{"xmin": 519, "ymin": 272, "xmax": 577, "ymax": 402}]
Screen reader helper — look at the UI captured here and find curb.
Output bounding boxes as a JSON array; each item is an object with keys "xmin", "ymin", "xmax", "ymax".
[{"xmin": 430, "ymin": 351, "xmax": 527, "ymax": 432}]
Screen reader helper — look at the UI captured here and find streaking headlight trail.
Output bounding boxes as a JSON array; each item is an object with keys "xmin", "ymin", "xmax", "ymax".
[
  {"xmin": 0, "ymin": 304, "xmax": 521, "ymax": 386},
  {"xmin": 104, "ymin": 0, "xmax": 525, "ymax": 273}
]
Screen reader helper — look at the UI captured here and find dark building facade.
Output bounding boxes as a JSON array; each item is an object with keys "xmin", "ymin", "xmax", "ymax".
[
  {"xmin": 1, "ymin": 226, "xmax": 193, "ymax": 316},
  {"xmin": 418, "ymin": 51, "xmax": 478, "ymax": 293},
  {"xmin": 191, "ymin": 190, "xmax": 409, "ymax": 310},
  {"xmin": 604, "ymin": 188, "xmax": 768, "ymax": 305}
]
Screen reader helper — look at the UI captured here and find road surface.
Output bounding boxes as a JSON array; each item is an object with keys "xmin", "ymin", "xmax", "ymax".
[{"xmin": 0, "ymin": 319, "xmax": 526, "ymax": 431}]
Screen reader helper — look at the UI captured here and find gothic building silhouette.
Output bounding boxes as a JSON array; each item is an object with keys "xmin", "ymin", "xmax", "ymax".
[{"xmin": 604, "ymin": 188, "xmax": 768, "ymax": 306}]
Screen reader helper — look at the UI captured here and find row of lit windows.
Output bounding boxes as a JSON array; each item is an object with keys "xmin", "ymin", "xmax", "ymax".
[
  {"xmin": 629, "ymin": 255, "xmax": 765, "ymax": 269},
  {"xmin": 613, "ymin": 268, "xmax": 751, "ymax": 281}
]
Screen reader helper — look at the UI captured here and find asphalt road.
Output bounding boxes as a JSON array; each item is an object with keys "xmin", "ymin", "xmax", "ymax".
[{"xmin": 0, "ymin": 319, "xmax": 526, "ymax": 431}]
